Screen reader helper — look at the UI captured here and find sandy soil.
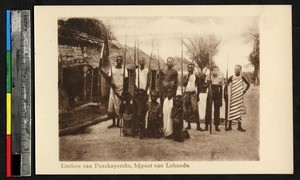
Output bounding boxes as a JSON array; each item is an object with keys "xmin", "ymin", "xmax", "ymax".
[{"xmin": 59, "ymin": 86, "xmax": 259, "ymax": 161}]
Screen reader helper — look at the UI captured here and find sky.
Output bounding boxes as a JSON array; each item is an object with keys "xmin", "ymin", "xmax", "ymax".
[{"xmin": 99, "ymin": 16, "xmax": 258, "ymax": 74}]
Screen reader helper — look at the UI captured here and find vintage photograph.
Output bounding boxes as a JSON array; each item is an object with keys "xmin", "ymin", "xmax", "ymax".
[{"xmin": 58, "ymin": 16, "xmax": 260, "ymax": 161}]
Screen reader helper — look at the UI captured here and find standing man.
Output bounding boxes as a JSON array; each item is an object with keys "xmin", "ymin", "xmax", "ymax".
[
  {"xmin": 158, "ymin": 57, "xmax": 178, "ymax": 100},
  {"xmin": 198, "ymin": 66, "xmax": 210, "ymax": 123},
  {"xmin": 205, "ymin": 66, "xmax": 224, "ymax": 132},
  {"xmin": 226, "ymin": 64, "xmax": 250, "ymax": 132},
  {"xmin": 134, "ymin": 57, "xmax": 149, "ymax": 91},
  {"xmin": 182, "ymin": 63, "xmax": 203, "ymax": 131},
  {"xmin": 107, "ymin": 56, "xmax": 128, "ymax": 128}
]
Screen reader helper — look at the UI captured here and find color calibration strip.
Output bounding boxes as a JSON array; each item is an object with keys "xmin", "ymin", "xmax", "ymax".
[{"xmin": 6, "ymin": 10, "xmax": 12, "ymax": 177}]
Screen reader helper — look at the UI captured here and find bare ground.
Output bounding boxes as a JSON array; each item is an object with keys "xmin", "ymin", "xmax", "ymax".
[{"xmin": 59, "ymin": 86, "xmax": 259, "ymax": 161}]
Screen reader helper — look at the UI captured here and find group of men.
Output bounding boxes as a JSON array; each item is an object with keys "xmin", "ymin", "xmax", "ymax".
[{"xmin": 104, "ymin": 55, "xmax": 250, "ymax": 141}]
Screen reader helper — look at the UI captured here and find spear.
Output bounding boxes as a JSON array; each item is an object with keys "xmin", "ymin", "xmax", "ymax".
[
  {"xmin": 137, "ymin": 40, "xmax": 140, "ymax": 89},
  {"xmin": 208, "ymin": 53, "xmax": 213, "ymax": 134},
  {"xmin": 134, "ymin": 38, "xmax": 137, "ymax": 96},
  {"xmin": 120, "ymin": 35, "xmax": 127, "ymax": 136},
  {"xmin": 225, "ymin": 47, "xmax": 229, "ymax": 131},
  {"xmin": 98, "ymin": 28, "xmax": 123, "ymax": 100},
  {"xmin": 157, "ymin": 41, "xmax": 160, "ymax": 92},
  {"xmin": 181, "ymin": 38, "xmax": 184, "ymax": 96},
  {"xmin": 148, "ymin": 39, "xmax": 153, "ymax": 92},
  {"xmin": 181, "ymin": 38, "xmax": 184, "ymax": 134}
]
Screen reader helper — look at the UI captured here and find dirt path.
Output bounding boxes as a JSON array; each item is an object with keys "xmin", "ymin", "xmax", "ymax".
[{"xmin": 60, "ymin": 86, "xmax": 259, "ymax": 161}]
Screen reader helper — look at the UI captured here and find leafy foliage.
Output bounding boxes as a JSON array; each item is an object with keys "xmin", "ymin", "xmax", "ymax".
[
  {"xmin": 183, "ymin": 35, "xmax": 221, "ymax": 71},
  {"xmin": 243, "ymin": 24, "xmax": 260, "ymax": 85}
]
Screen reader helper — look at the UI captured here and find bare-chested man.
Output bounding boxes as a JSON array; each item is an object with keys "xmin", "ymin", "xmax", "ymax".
[{"xmin": 158, "ymin": 57, "xmax": 178, "ymax": 100}]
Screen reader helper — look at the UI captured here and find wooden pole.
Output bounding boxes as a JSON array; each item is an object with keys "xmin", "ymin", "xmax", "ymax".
[
  {"xmin": 225, "ymin": 46, "xmax": 229, "ymax": 131},
  {"xmin": 90, "ymin": 68, "xmax": 94, "ymax": 101},
  {"xmin": 181, "ymin": 38, "xmax": 184, "ymax": 134},
  {"xmin": 121, "ymin": 35, "xmax": 127, "ymax": 136},
  {"xmin": 157, "ymin": 41, "xmax": 160, "ymax": 91},
  {"xmin": 134, "ymin": 38, "xmax": 137, "ymax": 96},
  {"xmin": 149, "ymin": 39, "xmax": 153, "ymax": 91},
  {"xmin": 83, "ymin": 66, "xmax": 87, "ymax": 100},
  {"xmin": 137, "ymin": 40, "xmax": 140, "ymax": 90},
  {"xmin": 208, "ymin": 53, "xmax": 213, "ymax": 135}
]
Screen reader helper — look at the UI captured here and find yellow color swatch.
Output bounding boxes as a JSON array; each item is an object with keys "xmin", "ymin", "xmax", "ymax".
[{"xmin": 6, "ymin": 93, "xmax": 11, "ymax": 135}]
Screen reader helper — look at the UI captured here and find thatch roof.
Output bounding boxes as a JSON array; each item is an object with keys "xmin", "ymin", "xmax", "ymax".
[{"xmin": 58, "ymin": 18, "xmax": 107, "ymax": 48}]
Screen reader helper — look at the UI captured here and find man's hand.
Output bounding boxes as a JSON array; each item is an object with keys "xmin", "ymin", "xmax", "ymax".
[{"xmin": 111, "ymin": 83, "xmax": 116, "ymax": 90}]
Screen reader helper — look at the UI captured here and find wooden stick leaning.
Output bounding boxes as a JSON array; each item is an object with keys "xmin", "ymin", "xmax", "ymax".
[
  {"xmin": 137, "ymin": 40, "xmax": 140, "ymax": 90},
  {"xmin": 208, "ymin": 53, "xmax": 213, "ymax": 135},
  {"xmin": 181, "ymin": 38, "xmax": 184, "ymax": 135},
  {"xmin": 134, "ymin": 38, "xmax": 137, "ymax": 98},
  {"xmin": 121, "ymin": 35, "xmax": 127, "ymax": 136},
  {"xmin": 149, "ymin": 39, "xmax": 153, "ymax": 92},
  {"xmin": 225, "ymin": 48, "xmax": 229, "ymax": 131}
]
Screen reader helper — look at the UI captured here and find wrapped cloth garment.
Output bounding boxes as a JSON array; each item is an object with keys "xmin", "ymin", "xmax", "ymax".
[
  {"xmin": 183, "ymin": 91, "xmax": 199, "ymax": 123},
  {"xmin": 163, "ymin": 98, "xmax": 173, "ymax": 137},
  {"xmin": 122, "ymin": 113, "xmax": 134, "ymax": 136},
  {"xmin": 228, "ymin": 75, "xmax": 246, "ymax": 122}
]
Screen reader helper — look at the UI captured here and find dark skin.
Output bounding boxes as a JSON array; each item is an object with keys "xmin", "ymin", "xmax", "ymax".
[
  {"xmin": 183, "ymin": 64, "xmax": 195, "ymax": 87},
  {"xmin": 227, "ymin": 66, "xmax": 250, "ymax": 95},
  {"xmin": 146, "ymin": 92, "xmax": 163, "ymax": 125},
  {"xmin": 109, "ymin": 57, "xmax": 129, "ymax": 96},
  {"xmin": 139, "ymin": 59, "xmax": 145, "ymax": 70},
  {"xmin": 171, "ymin": 97, "xmax": 183, "ymax": 118},
  {"xmin": 110, "ymin": 57, "xmax": 123, "ymax": 90},
  {"xmin": 166, "ymin": 90, "xmax": 173, "ymax": 100},
  {"xmin": 120, "ymin": 95, "xmax": 134, "ymax": 114},
  {"xmin": 183, "ymin": 64, "xmax": 200, "ymax": 102},
  {"xmin": 133, "ymin": 58, "xmax": 150, "ymax": 91},
  {"xmin": 206, "ymin": 67, "xmax": 219, "ymax": 84},
  {"xmin": 159, "ymin": 58, "xmax": 178, "ymax": 97}
]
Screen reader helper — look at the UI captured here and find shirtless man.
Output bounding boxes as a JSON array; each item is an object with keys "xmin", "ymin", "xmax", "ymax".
[{"xmin": 158, "ymin": 57, "xmax": 178, "ymax": 100}]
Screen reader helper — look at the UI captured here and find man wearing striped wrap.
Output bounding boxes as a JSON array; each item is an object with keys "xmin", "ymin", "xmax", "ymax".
[{"xmin": 226, "ymin": 64, "xmax": 250, "ymax": 132}]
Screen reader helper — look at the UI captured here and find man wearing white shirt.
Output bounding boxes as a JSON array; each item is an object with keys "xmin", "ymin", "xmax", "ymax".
[
  {"xmin": 182, "ymin": 63, "xmax": 203, "ymax": 131},
  {"xmin": 107, "ymin": 56, "xmax": 128, "ymax": 128},
  {"xmin": 134, "ymin": 58, "xmax": 149, "ymax": 91}
]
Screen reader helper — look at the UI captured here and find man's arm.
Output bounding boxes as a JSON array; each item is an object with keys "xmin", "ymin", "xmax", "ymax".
[
  {"xmin": 119, "ymin": 103, "xmax": 125, "ymax": 114},
  {"xmin": 196, "ymin": 75, "xmax": 200, "ymax": 101},
  {"xmin": 227, "ymin": 75, "xmax": 233, "ymax": 85},
  {"xmin": 242, "ymin": 76, "xmax": 250, "ymax": 94},
  {"xmin": 182, "ymin": 75, "xmax": 189, "ymax": 87},
  {"xmin": 202, "ymin": 74, "xmax": 211, "ymax": 88},
  {"xmin": 219, "ymin": 84, "xmax": 223, "ymax": 106}
]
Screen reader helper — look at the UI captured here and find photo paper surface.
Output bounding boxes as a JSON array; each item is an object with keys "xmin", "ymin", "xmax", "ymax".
[{"xmin": 35, "ymin": 5, "xmax": 293, "ymax": 174}]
